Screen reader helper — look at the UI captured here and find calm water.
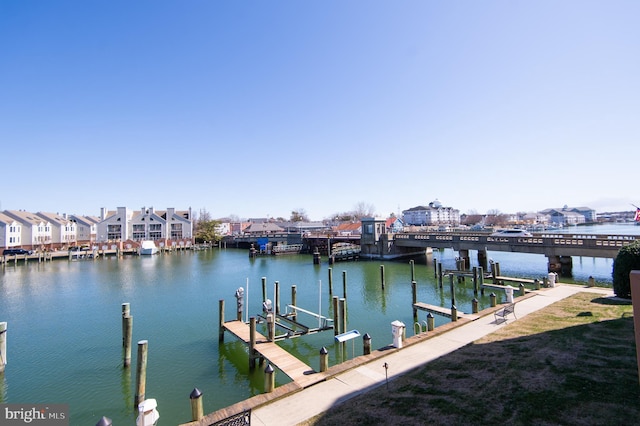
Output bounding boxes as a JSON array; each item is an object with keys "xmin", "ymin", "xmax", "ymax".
[{"xmin": 1, "ymin": 223, "xmax": 637, "ymax": 425}]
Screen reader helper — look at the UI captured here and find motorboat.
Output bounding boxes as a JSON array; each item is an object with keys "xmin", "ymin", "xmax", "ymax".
[{"xmin": 140, "ymin": 240, "xmax": 159, "ymax": 255}]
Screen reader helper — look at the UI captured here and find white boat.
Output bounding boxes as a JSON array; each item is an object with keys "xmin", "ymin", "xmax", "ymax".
[{"xmin": 140, "ymin": 240, "xmax": 159, "ymax": 255}]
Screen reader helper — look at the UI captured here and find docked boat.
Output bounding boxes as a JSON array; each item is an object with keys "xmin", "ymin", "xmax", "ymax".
[
  {"xmin": 330, "ymin": 242, "xmax": 361, "ymax": 262},
  {"xmin": 140, "ymin": 240, "xmax": 159, "ymax": 255},
  {"xmin": 271, "ymin": 243, "xmax": 303, "ymax": 255}
]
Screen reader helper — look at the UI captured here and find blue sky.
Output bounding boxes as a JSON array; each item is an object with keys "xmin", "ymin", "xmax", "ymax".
[{"xmin": 1, "ymin": 1, "xmax": 638, "ymax": 220}]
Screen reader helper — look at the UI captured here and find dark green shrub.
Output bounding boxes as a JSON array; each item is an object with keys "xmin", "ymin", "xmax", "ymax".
[{"xmin": 612, "ymin": 240, "xmax": 640, "ymax": 298}]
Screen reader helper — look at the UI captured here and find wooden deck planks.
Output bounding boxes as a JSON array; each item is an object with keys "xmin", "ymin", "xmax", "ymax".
[
  {"xmin": 413, "ymin": 302, "xmax": 478, "ymax": 320},
  {"xmin": 223, "ymin": 320, "xmax": 322, "ymax": 387}
]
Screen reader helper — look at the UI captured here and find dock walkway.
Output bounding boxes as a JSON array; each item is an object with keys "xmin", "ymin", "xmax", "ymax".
[
  {"xmin": 222, "ymin": 320, "xmax": 325, "ymax": 388},
  {"xmin": 413, "ymin": 302, "xmax": 479, "ymax": 320}
]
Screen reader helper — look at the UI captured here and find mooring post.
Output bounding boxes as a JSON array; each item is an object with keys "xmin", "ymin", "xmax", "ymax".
[
  {"xmin": 519, "ymin": 283, "xmax": 526, "ymax": 296},
  {"xmin": 291, "ymin": 285, "xmax": 297, "ymax": 322},
  {"xmin": 451, "ymin": 305, "xmax": 457, "ymax": 322},
  {"xmin": 363, "ymin": 333, "xmax": 371, "ymax": 355},
  {"xmin": 319, "ymin": 347, "xmax": 328, "ymax": 372},
  {"xmin": 332, "ymin": 296, "xmax": 339, "ymax": 336},
  {"xmin": 339, "ymin": 298, "xmax": 347, "ymax": 336},
  {"xmin": 95, "ymin": 416, "xmax": 112, "ymax": 426},
  {"xmin": 472, "ymin": 267, "xmax": 478, "ymax": 295},
  {"xmin": 328, "ymin": 267, "xmax": 333, "ymax": 295},
  {"xmin": 261, "ymin": 277, "xmax": 267, "ymax": 303},
  {"xmin": 235, "ymin": 287, "xmax": 244, "ymax": 321},
  {"xmin": 134, "ymin": 340, "xmax": 148, "ymax": 409},
  {"xmin": 411, "ymin": 280, "xmax": 418, "ymax": 323},
  {"xmin": 342, "ymin": 270, "xmax": 347, "ymax": 299},
  {"xmin": 249, "ymin": 317, "xmax": 257, "ymax": 369},
  {"xmin": 472, "ymin": 298, "xmax": 479, "ymax": 314},
  {"xmin": 434, "ymin": 258, "xmax": 437, "ymax": 278},
  {"xmin": 410, "ymin": 259, "xmax": 415, "ymax": 282},
  {"xmin": 122, "ymin": 304, "xmax": 133, "ymax": 368},
  {"xmin": 0, "ymin": 322, "xmax": 7, "ymax": 373},
  {"xmin": 535, "ymin": 278, "xmax": 541, "ymax": 290},
  {"xmin": 380, "ymin": 265, "xmax": 385, "ymax": 290},
  {"xmin": 427, "ymin": 313, "xmax": 434, "ymax": 331},
  {"xmin": 218, "ymin": 299, "xmax": 225, "ymax": 343},
  {"xmin": 265, "ymin": 364, "xmax": 275, "ymax": 393},
  {"xmin": 449, "ymin": 274, "xmax": 456, "ymax": 307},
  {"xmin": 267, "ymin": 313, "xmax": 275, "ymax": 342},
  {"xmin": 490, "ymin": 293, "xmax": 497, "ymax": 307},
  {"xmin": 274, "ymin": 281, "xmax": 280, "ymax": 315},
  {"xmin": 190, "ymin": 388, "xmax": 203, "ymax": 421},
  {"xmin": 438, "ymin": 262, "xmax": 443, "ymax": 288}
]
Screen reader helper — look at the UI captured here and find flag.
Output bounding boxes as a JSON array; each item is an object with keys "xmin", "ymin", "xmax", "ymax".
[{"xmin": 635, "ymin": 208, "xmax": 640, "ymax": 222}]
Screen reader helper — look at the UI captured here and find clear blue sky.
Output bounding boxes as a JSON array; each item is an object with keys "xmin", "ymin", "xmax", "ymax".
[{"xmin": 1, "ymin": 1, "xmax": 638, "ymax": 220}]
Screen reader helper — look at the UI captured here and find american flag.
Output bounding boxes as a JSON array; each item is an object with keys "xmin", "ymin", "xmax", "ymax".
[{"xmin": 635, "ymin": 208, "xmax": 640, "ymax": 222}]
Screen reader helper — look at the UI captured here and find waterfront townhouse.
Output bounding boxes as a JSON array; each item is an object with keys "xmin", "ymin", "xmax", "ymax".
[
  {"xmin": 3, "ymin": 210, "xmax": 53, "ymax": 249},
  {"xmin": 96, "ymin": 207, "xmax": 133, "ymax": 242},
  {"xmin": 69, "ymin": 214, "xmax": 100, "ymax": 245},
  {"xmin": 0, "ymin": 212, "xmax": 22, "ymax": 249},
  {"xmin": 36, "ymin": 212, "xmax": 77, "ymax": 247}
]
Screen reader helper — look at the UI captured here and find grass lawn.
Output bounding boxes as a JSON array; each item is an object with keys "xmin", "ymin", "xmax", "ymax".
[{"xmin": 305, "ymin": 292, "xmax": 639, "ymax": 425}]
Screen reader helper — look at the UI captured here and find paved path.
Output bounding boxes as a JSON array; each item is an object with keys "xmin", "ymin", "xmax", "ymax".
[{"xmin": 249, "ymin": 284, "xmax": 613, "ymax": 426}]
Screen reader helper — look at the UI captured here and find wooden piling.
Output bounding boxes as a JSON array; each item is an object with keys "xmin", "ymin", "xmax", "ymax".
[
  {"xmin": 342, "ymin": 270, "xmax": 347, "ymax": 299},
  {"xmin": 451, "ymin": 305, "xmax": 457, "ymax": 322},
  {"xmin": 122, "ymin": 305, "xmax": 133, "ymax": 367},
  {"xmin": 363, "ymin": 333, "xmax": 371, "ymax": 355},
  {"xmin": 339, "ymin": 298, "xmax": 347, "ymax": 336},
  {"xmin": 410, "ymin": 259, "xmax": 415, "ymax": 282},
  {"xmin": 380, "ymin": 265, "xmax": 385, "ymax": 290},
  {"xmin": 490, "ymin": 293, "xmax": 497, "ymax": 307},
  {"xmin": 274, "ymin": 281, "xmax": 280, "ymax": 315},
  {"xmin": 332, "ymin": 296, "xmax": 339, "ymax": 336},
  {"xmin": 319, "ymin": 347, "xmax": 328, "ymax": 372},
  {"xmin": 249, "ymin": 317, "xmax": 258, "ymax": 369},
  {"xmin": 449, "ymin": 274, "xmax": 456, "ymax": 307},
  {"xmin": 472, "ymin": 267, "xmax": 478, "ymax": 295},
  {"xmin": 411, "ymin": 280, "xmax": 417, "ymax": 322},
  {"xmin": 264, "ymin": 364, "xmax": 275, "ymax": 393},
  {"xmin": 261, "ymin": 277, "xmax": 267, "ymax": 303},
  {"xmin": 190, "ymin": 388, "xmax": 204, "ymax": 421},
  {"xmin": 291, "ymin": 285, "xmax": 297, "ymax": 322},
  {"xmin": 0, "ymin": 322, "xmax": 7, "ymax": 373},
  {"xmin": 519, "ymin": 283, "xmax": 526, "ymax": 296},
  {"xmin": 328, "ymin": 267, "xmax": 333, "ymax": 295},
  {"xmin": 437, "ymin": 262, "xmax": 443, "ymax": 288},
  {"xmin": 427, "ymin": 313, "xmax": 434, "ymax": 331},
  {"xmin": 134, "ymin": 340, "xmax": 148, "ymax": 409},
  {"xmin": 472, "ymin": 298, "xmax": 478, "ymax": 314},
  {"xmin": 218, "ymin": 299, "xmax": 225, "ymax": 342}
]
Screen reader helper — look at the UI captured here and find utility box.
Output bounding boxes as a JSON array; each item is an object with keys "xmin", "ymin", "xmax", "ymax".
[
  {"xmin": 547, "ymin": 272, "xmax": 556, "ymax": 288},
  {"xmin": 391, "ymin": 320, "xmax": 405, "ymax": 349},
  {"xmin": 505, "ymin": 285, "xmax": 514, "ymax": 303}
]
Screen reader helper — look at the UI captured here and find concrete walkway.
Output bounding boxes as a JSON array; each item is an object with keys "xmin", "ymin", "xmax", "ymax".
[{"xmin": 250, "ymin": 284, "xmax": 614, "ymax": 426}]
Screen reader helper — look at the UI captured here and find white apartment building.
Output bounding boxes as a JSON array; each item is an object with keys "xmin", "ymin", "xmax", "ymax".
[
  {"xmin": 36, "ymin": 212, "xmax": 77, "ymax": 247},
  {"xmin": 3, "ymin": 210, "xmax": 53, "ymax": 249},
  {"xmin": 0, "ymin": 212, "xmax": 22, "ymax": 248},
  {"xmin": 402, "ymin": 199, "xmax": 460, "ymax": 226},
  {"xmin": 70, "ymin": 214, "xmax": 100, "ymax": 245},
  {"xmin": 96, "ymin": 206, "xmax": 193, "ymax": 243}
]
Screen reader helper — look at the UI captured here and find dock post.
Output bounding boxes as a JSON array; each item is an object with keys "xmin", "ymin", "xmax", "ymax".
[
  {"xmin": 363, "ymin": 333, "xmax": 371, "ymax": 355},
  {"xmin": 449, "ymin": 274, "xmax": 456, "ymax": 307},
  {"xmin": 249, "ymin": 317, "xmax": 257, "ymax": 369},
  {"xmin": 0, "ymin": 322, "xmax": 7, "ymax": 373},
  {"xmin": 519, "ymin": 283, "xmax": 526, "ymax": 296},
  {"xmin": 490, "ymin": 293, "xmax": 497, "ymax": 307},
  {"xmin": 434, "ymin": 258, "xmax": 437, "ymax": 278},
  {"xmin": 265, "ymin": 364, "xmax": 275, "ymax": 393},
  {"xmin": 122, "ymin": 303, "xmax": 133, "ymax": 367},
  {"xmin": 535, "ymin": 278, "xmax": 541, "ymax": 290},
  {"xmin": 339, "ymin": 298, "xmax": 347, "ymax": 336},
  {"xmin": 235, "ymin": 287, "xmax": 244, "ymax": 321},
  {"xmin": 451, "ymin": 305, "xmax": 457, "ymax": 322},
  {"xmin": 134, "ymin": 340, "xmax": 148, "ymax": 409},
  {"xmin": 328, "ymin": 267, "xmax": 333, "ymax": 295},
  {"xmin": 332, "ymin": 296, "xmax": 339, "ymax": 336},
  {"xmin": 189, "ymin": 388, "xmax": 203, "ymax": 421},
  {"xmin": 438, "ymin": 262, "xmax": 443, "ymax": 288},
  {"xmin": 472, "ymin": 267, "xmax": 478, "ymax": 295},
  {"xmin": 472, "ymin": 298, "xmax": 478, "ymax": 314},
  {"xmin": 342, "ymin": 270, "xmax": 347, "ymax": 299},
  {"xmin": 319, "ymin": 347, "xmax": 328, "ymax": 372},
  {"xmin": 267, "ymin": 313, "xmax": 275, "ymax": 342},
  {"xmin": 410, "ymin": 260, "xmax": 415, "ymax": 282},
  {"xmin": 380, "ymin": 265, "xmax": 385, "ymax": 290},
  {"xmin": 274, "ymin": 281, "xmax": 280, "ymax": 315},
  {"xmin": 291, "ymin": 285, "xmax": 297, "ymax": 322},
  {"xmin": 261, "ymin": 277, "xmax": 267, "ymax": 303},
  {"xmin": 427, "ymin": 313, "xmax": 434, "ymax": 331},
  {"xmin": 411, "ymin": 281, "xmax": 417, "ymax": 323},
  {"xmin": 95, "ymin": 416, "xmax": 112, "ymax": 426},
  {"xmin": 218, "ymin": 300, "xmax": 225, "ymax": 342}
]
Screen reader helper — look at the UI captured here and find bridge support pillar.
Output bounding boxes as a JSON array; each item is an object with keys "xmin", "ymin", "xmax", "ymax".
[
  {"xmin": 458, "ymin": 249, "xmax": 470, "ymax": 271},
  {"xmin": 547, "ymin": 255, "xmax": 573, "ymax": 277},
  {"xmin": 477, "ymin": 249, "xmax": 488, "ymax": 271}
]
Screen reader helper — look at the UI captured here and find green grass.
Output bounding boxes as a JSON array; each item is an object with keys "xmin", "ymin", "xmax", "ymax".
[{"xmin": 305, "ymin": 293, "xmax": 638, "ymax": 425}]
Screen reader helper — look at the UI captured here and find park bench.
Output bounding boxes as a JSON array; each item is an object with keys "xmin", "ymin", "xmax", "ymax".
[{"xmin": 494, "ymin": 303, "xmax": 516, "ymax": 324}]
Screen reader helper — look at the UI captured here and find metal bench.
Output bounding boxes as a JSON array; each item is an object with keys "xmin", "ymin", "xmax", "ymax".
[{"xmin": 494, "ymin": 303, "xmax": 516, "ymax": 324}]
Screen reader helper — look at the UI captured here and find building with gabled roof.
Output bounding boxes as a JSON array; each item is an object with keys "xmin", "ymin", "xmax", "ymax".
[
  {"xmin": 402, "ymin": 199, "xmax": 460, "ymax": 226},
  {"xmin": 0, "ymin": 211, "xmax": 23, "ymax": 249},
  {"xmin": 3, "ymin": 210, "xmax": 53, "ymax": 249},
  {"xmin": 36, "ymin": 212, "xmax": 77, "ymax": 247},
  {"xmin": 69, "ymin": 214, "xmax": 100, "ymax": 245}
]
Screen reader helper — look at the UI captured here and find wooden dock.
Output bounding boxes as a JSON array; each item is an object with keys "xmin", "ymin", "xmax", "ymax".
[
  {"xmin": 222, "ymin": 320, "xmax": 326, "ymax": 388},
  {"xmin": 413, "ymin": 302, "xmax": 478, "ymax": 320}
]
